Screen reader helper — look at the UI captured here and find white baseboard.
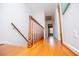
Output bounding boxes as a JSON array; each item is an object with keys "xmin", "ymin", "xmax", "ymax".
[
  {"xmin": 0, "ymin": 41, "xmax": 27, "ymax": 47},
  {"xmin": 63, "ymin": 41, "xmax": 79, "ymax": 55}
]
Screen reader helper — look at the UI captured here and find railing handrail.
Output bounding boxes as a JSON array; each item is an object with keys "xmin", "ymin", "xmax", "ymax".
[
  {"xmin": 29, "ymin": 16, "xmax": 44, "ymax": 29},
  {"xmin": 11, "ymin": 23, "xmax": 28, "ymax": 42}
]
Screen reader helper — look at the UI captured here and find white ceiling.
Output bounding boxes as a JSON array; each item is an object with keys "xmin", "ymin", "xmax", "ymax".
[{"xmin": 26, "ymin": 3, "xmax": 57, "ymax": 16}]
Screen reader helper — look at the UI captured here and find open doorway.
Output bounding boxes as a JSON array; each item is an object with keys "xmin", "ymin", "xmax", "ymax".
[
  {"xmin": 45, "ymin": 16, "xmax": 53, "ymax": 39},
  {"xmin": 48, "ymin": 24, "xmax": 53, "ymax": 37},
  {"xmin": 45, "ymin": 16, "xmax": 54, "ymax": 46}
]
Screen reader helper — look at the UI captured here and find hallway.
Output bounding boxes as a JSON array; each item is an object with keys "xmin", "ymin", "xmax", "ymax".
[
  {"xmin": 0, "ymin": 3, "xmax": 79, "ymax": 56},
  {"xmin": 0, "ymin": 37, "xmax": 76, "ymax": 56}
]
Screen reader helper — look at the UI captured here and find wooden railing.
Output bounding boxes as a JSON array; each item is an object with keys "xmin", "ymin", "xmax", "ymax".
[
  {"xmin": 28, "ymin": 16, "xmax": 44, "ymax": 48},
  {"xmin": 11, "ymin": 23, "xmax": 28, "ymax": 42}
]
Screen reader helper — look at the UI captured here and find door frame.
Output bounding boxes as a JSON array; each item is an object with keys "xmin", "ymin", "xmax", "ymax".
[{"xmin": 58, "ymin": 3, "xmax": 63, "ymax": 46}]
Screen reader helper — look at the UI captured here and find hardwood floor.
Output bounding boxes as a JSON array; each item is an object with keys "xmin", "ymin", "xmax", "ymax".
[{"xmin": 0, "ymin": 38, "xmax": 77, "ymax": 56}]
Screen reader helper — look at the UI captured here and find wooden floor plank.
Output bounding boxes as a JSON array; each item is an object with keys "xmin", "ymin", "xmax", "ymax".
[{"xmin": 0, "ymin": 39, "xmax": 76, "ymax": 56}]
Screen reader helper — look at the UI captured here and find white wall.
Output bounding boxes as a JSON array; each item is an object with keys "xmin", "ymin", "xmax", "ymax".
[
  {"xmin": 0, "ymin": 4, "xmax": 31, "ymax": 47},
  {"xmin": 54, "ymin": 8, "xmax": 60, "ymax": 40},
  {"xmin": 62, "ymin": 3, "xmax": 79, "ymax": 55}
]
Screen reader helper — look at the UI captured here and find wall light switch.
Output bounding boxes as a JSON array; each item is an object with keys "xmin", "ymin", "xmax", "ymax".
[{"xmin": 73, "ymin": 30, "xmax": 78, "ymax": 39}]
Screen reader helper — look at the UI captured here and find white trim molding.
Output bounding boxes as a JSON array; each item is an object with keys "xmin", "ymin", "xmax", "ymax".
[
  {"xmin": 63, "ymin": 41, "xmax": 79, "ymax": 55},
  {"xmin": 0, "ymin": 41, "xmax": 27, "ymax": 47}
]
